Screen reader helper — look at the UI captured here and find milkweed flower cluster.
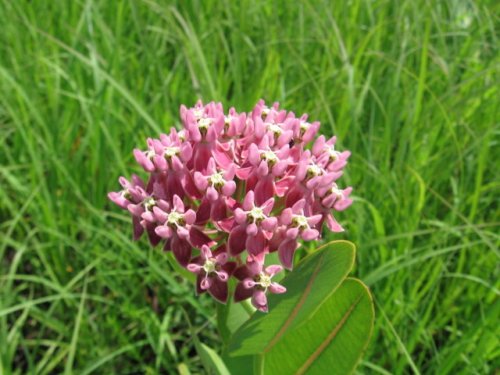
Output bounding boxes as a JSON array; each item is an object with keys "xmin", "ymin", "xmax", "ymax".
[{"xmin": 108, "ymin": 100, "xmax": 352, "ymax": 312}]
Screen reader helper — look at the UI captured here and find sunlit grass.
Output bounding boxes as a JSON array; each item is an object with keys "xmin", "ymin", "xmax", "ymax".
[{"xmin": 0, "ymin": 0, "xmax": 498, "ymax": 373}]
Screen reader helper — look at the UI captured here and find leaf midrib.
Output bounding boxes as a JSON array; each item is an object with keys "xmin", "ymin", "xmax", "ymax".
[
  {"xmin": 262, "ymin": 253, "xmax": 326, "ymax": 353},
  {"xmin": 295, "ymin": 294, "xmax": 363, "ymax": 375}
]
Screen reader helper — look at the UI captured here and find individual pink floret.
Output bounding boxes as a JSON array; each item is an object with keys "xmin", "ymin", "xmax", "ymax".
[{"xmin": 234, "ymin": 254, "xmax": 286, "ymax": 312}]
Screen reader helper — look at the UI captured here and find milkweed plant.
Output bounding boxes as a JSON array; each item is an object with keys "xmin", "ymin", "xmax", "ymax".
[{"xmin": 109, "ymin": 100, "xmax": 374, "ymax": 374}]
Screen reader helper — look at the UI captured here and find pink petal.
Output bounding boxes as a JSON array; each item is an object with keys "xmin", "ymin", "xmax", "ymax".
[
  {"xmin": 153, "ymin": 207, "xmax": 168, "ymax": 223},
  {"xmin": 272, "ymin": 160, "xmax": 288, "ymax": 176},
  {"xmin": 261, "ymin": 217, "xmax": 277, "ymax": 231},
  {"xmin": 184, "ymin": 209, "xmax": 196, "ymax": 225},
  {"xmin": 209, "ymin": 278, "xmax": 228, "ymax": 303},
  {"xmin": 326, "ymin": 214, "xmax": 344, "ymax": 232},
  {"xmin": 216, "ymin": 270, "xmax": 229, "ymax": 282},
  {"xmin": 133, "ymin": 149, "xmax": 155, "ymax": 172},
  {"xmin": 133, "ymin": 216, "xmax": 144, "ymax": 240},
  {"xmin": 207, "ymin": 158, "xmax": 217, "ymax": 174},
  {"xmin": 222, "ymin": 180, "xmax": 236, "ymax": 196},
  {"xmin": 246, "ymin": 231, "xmax": 266, "ymax": 255},
  {"xmin": 280, "ymin": 208, "xmax": 293, "ymax": 225},
  {"xmin": 173, "ymin": 195, "xmax": 185, "ymax": 212},
  {"xmin": 195, "ymin": 199, "xmax": 211, "ymax": 225},
  {"xmin": 180, "ymin": 143, "xmax": 193, "ymax": 161},
  {"xmin": 188, "ymin": 227, "xmax": 215, "ymax": 247},
  {"xmin": 261, "ymin": 197, "xmax": 275, "ymax": 215},
  {"xmin": 127, "ymin": 204, "xmax": 144, "ymax": 217},
  {"xmin": 155, "ymin": 225, "xmax": 172, "ymax": 238},
  {"xmin": 235, "ymin": 166, "xmax": 253, "ymax": 180},
  {"xmin": 177, "ymin": 226, "xmax": 190, "ymax": 239},
  {"xmin": 187, "ymin": 263, "xmax": 202, "ymax": 273},
  {"xmin": 312, "ymin": 135, "xmax": 326, "ymax": 156},
  {"xmin": 201, "ymin": 244, "xmax": 212, "ymax": 259},
  {"xmin": 248, "ymin": 144, "xmax": 260, "ymax": 165},
  {"xmin": 301, "ymin": 228, "xmax": 319, "ymax": 241},
  {"xmin": 228, "ymin": 225, "xmax": 248, "ymax": 255},
  {"xmin": 246, "ymin": 223, "xmax": 258, "ymax": 236},
  {"xmin": 118, "ymin": 176, "xmax": 131, "ymax": 189},
  {"xmin": 212, "ymin": 146, "xmax": 233, "ymax": 170},
  {"xmin": 243, "ymin": 191, "xmax": 255, "ymax": 210},
  {"xmin": 194, "ymin": 172, "xmax": 208, "ymax": 191},
  {"xmin": 247, "ymin": 254, "xmax": 264, "ymax": 274},
  {"xmin": 278, "ymin": 239, "xmax": 298, "ymax": 270},
  {"xmin": 243, "ymin": 278, "xmax": 255, "ymax": 289},
  {"xmin": 234, "ymin": 208, "xmax": 247, "ymax": 224},
  {"xmin": 141, "ymin": 211, "xmax": 155, "ymax": 223},
  {"xmin": 234, "ymin": 282, "xmax": 254, "ymax": 302},
  {"xmin": 207, "ymin": 185, "xmax": 219, "ymax": 201},
  {"xmin": 255, "ymin": 178, "xmax": 274, "ymax": 206},
  {"xmin": 153, "ymin": 154, "xmax": 167, "ymax": 171},
  {"xmin": 269, "ymin": 283, "xmax": 286, "ymax": 294},
  {"xmin": 265, "ymin": 264, "xmax": 283, "ymax": 276},
  {"xmin": 223, "ymin": 164, "xmax": 236, "ymax": 180},
  {"xmin": 200, "ymin": 277, "xmax": 213, "ymax": 290},
  {"xmin": 286, "ymin": 227, "xmax": 299, "ymax": 239},
  {"xmin": 252, "ymin": 290, "xmax": 268, "ymax": 312},
  {"xmin": 215, "ymin": 252, "xmax": 228, "ymax": 264},
  {"xmin": 307, "ymin": 214, "xmax": 323, "ymax": 226},
  {"xmin": 108, "ymin": 192, "xmax": 129, "ymax": 209},
  {"xmin": 210, "ymin": 198, "xmax": 227, "ymax": 221},
  {"xmin": 171, "ymin": 235, "xmax": 192, "ymax": 267},
  {"xmin": 292, "ymin": 199, "xmax": 306, "ymax": 213},
  {"xmin": 257, "ymin": 160, "xmax": 269, "ymax": 176}
]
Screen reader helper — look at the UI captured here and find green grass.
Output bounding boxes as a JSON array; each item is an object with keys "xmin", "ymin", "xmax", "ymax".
[{"xmin": 0, "ymin": 0, "xmax": 498, "ymax": 373}]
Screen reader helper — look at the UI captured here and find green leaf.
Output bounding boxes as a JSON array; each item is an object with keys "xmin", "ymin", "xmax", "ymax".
[
  {"xmin": 177, "ymin": 363, "xmax": 191, "ymax": 375},
  {"xmin": 217, "ymin": 296, "xmax": 254, "ymax": 344},
  {"xmin": 222, "ymin": 353, "xmax": 255, "ymax": 375},
  {"xmin": 228, "ymin": 240, "xmax": 356, "ymax": 356},
  {"xmin": 262, "ymin": 278, "xmax": 374, "ymax": 374},
  {"xmin": 196, "ymin": 342, "xmax": 231, "ymax": 375}
]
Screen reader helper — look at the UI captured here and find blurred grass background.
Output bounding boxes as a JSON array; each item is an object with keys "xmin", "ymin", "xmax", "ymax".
[{"xmin": 0, "ymin": 0, "xmax": 499, "ymax": 373}]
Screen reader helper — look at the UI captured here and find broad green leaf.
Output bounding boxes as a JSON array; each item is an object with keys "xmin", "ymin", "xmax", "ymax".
[
  {"xmin": 222, "ymin": 353, "xmax": 255, "ymax": 375},
  {"xmin": 262, "ymin": 278, "xmax": 374, "ymax": 374},
  {"xmin": 228, "ymin": 240, "xmax": 356, "ymax": 356},
  {"xmin": 217, "ymin": 296, "xmax": 254, "ymax": 344},
  {"xmin": 196, "ymin": 342, "xmax": 231, "ymax": 375}
]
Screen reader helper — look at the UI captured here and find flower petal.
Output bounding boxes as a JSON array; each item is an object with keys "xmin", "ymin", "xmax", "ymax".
[
  {"xmin": 228, "ymin": 225, "xmax": 248, "ymax": 255},
  {"xmin": 278, "ymin": 239, "xmax": 298, "ymax": 269}
]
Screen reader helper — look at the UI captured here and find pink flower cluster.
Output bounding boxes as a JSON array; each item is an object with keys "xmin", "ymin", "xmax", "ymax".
[{"xmin": 108, "ymin": 100, "xmax": 352, "ymax": 312}]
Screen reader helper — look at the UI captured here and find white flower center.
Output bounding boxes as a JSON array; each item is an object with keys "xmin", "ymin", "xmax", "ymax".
[
  {"xmin": 261, "ymin": 150, "xmax": 278, "ymax": 164},
  {"xmin": 198, "ymin": 118, "xmax": 213, "ymax": 129},
  {"xmin": 331, "ymin": 185, "xmax": 343, "ymax": 199},
  {"xmin": 327, "ymin": 145, "xmax": 340, "ymax": 161},
  {"xmin": 121, "ymin": 189, "xmax": 132, "ymax": 200},
  {"xmin": 203, "ymin": 259, "xmax": 216, "ymax": 274},
  {"xmin": 164, "ymin": 146, "xmax": 180, "ymax": 158},
  {"xmin": 266, "ymin": 123, "xmax": 282, "ymax": 135},
  {"xmin": 143, "ymin": 197, "xmax": 156, "ymax": 211},
  {"xmin": 209, "ymin": 172, "xmax": 225, "ymax": 187},
  {"xmin": 249, "ymin": 206, "xmax": 266, "ymax": 223},
  {"xmin": 193, "ymin": 109, "xmax": 204, "ymax": 120},
  {"xmin": 293, "ymin": 215, "xmax": 309, "ymax": 229},
  {"xmin": 145, "ymin": 150, "xmax": 155, "ymax": 160},
  {"xmin": 261, "ymin": 107, "xmax": 270, "ymax": 118},
  {"xmin": 257, "ymin": 273, "xmax": 272, "ymax": 289},
  {"xmin": 167, "ymin": 211, "xmax": 183, "ymax": 226},
  {"xmin": 307, "ymin": 164, "xmax": 323, "ymax": 177},
  {"xmin": 300, "ymin": 121, "xmax": 310, "ymax": 131},
  {"xmin": 178, "ymin": 130, "xmax": 187, "ymax": 141}
]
